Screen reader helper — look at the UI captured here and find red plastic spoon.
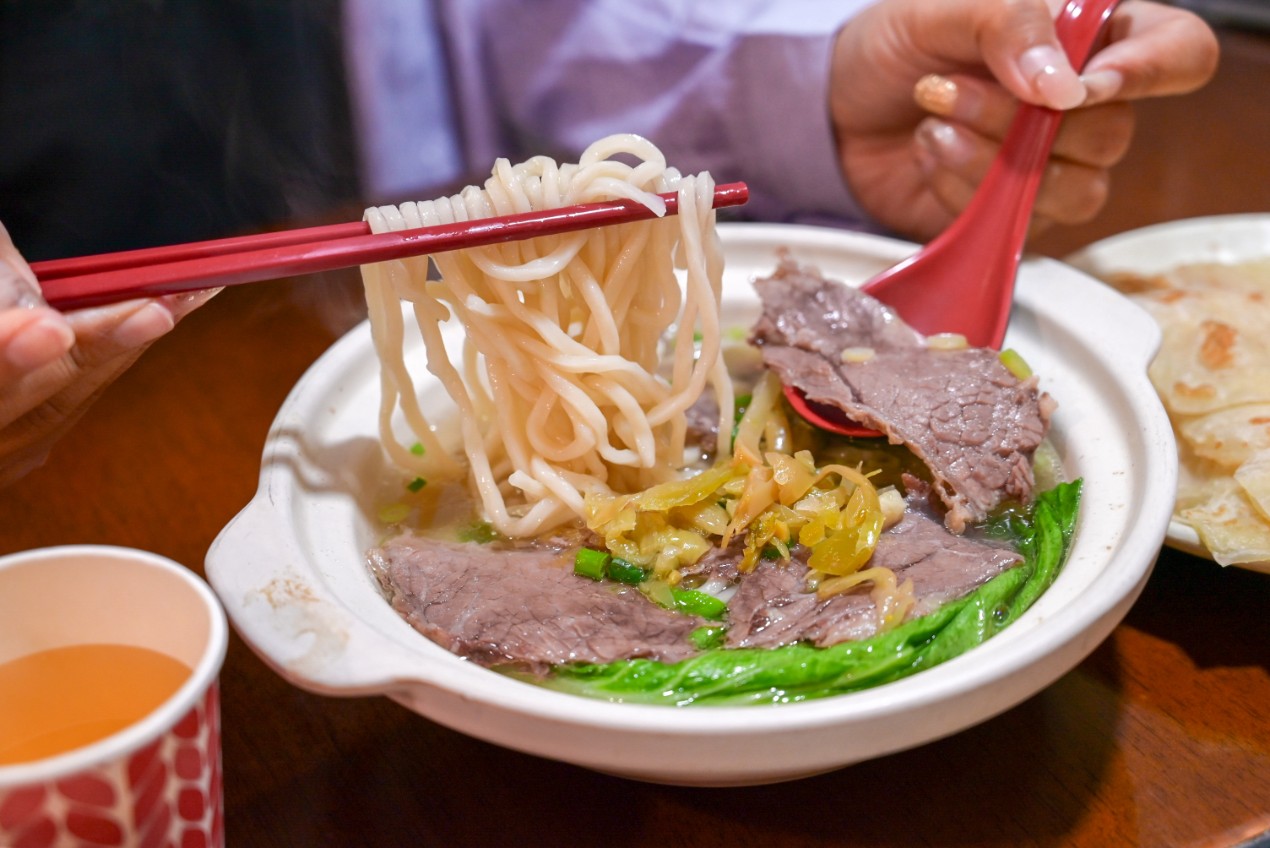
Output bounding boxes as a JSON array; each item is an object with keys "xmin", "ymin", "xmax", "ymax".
[{"xmin": 785, "ymin": 0, "xmax": 1121, "ymax": 437}]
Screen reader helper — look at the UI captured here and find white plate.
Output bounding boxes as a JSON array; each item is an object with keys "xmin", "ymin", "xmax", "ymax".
[
  {"xmin": 206, "ymin": 223, "xmax": 1176, "ymax": 786},
  {"xmin": 1066, "ymin": 214, "xmax": 1270, "ymax": 572}
]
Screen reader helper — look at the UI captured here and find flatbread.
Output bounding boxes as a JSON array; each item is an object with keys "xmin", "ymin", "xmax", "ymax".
[
  {"xmin": 1177, "ymin": 474, "xmax": 1270, "ymax": 566},
  {"xmin": 1178, "ymin": 403, "xmax": 1270, "ymax": 468},
  {"xmin": 1106, "ymin": 258, "xmax": 1270, "ymax": 565},
  {"xmin": 1234, "ymin": 450, "xmax": 1270, "ymax": 524},
  {"xmin": 1132, "ymin": 287, "xmax": 1270, "ymax": 415}
]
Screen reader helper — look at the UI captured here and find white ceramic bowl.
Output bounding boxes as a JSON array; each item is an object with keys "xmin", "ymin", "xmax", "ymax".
[
  {"xmin": 1065, "ymin": 213, "xmax": 1270, "ymax": 572},
  {"xmin": 206, "ymin": 223, "xmax": 1176, "ymax": 786}
]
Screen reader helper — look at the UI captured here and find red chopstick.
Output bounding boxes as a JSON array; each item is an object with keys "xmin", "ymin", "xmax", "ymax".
[{"xmin": 34, "ymin": 182, "xmax": 748, "ymax": 311}]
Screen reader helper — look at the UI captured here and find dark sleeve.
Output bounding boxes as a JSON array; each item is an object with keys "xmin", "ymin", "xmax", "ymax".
[{"xmin": 0, "ymin": 1, "xmax": 360, "ymax": 261}]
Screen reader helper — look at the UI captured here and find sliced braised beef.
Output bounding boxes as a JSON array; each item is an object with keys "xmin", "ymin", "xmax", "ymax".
[
  {"xmin": 683, "ymin": 389, "xmax": 721, "ymax": 454},
  {"xmin": 370, "ymin": 536, "xmax": 702, "ymax": 674},
  {"xmin": 724, "ymin": 488, "xmax": 1021, "ymax": 649},
  {"xmin": 750, "ymin": 258, "xmax": 1053, "ymax": 532},
  {"xmin": 677, "ymin": 539, "xmax": 744, "ymax": 585}
]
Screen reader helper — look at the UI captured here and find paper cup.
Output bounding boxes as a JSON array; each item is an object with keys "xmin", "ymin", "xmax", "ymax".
[{"xmin": 0, "ymin": 546, "xmax": 228, "ymax": 848}]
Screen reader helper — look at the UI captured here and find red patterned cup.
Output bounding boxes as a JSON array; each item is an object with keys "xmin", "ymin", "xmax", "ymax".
[{"xmin": 0, "ymin": 546, "xmax": 228, "ymax": 848}]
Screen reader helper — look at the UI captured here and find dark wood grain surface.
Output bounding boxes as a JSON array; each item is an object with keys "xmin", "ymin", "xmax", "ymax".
[{"xmin": 2, "ymin": 26, "xmax": 1267, "ymax": 848}]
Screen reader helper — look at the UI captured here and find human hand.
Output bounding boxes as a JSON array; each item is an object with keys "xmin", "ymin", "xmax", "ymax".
[
  {"xmin": 0, "ymin": 222, "xmax": 217, "ymax": 485},
  {"xmin": 829, "ymin": 0, "xmax": 1219, "ymax": 241}
]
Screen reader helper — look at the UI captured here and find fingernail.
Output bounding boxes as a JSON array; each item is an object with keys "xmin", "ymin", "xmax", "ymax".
[
  {"xmin": 6, "ymin": 310, "xmax": 74, "ymax": 371},
  {"xmin": 1019, "ymin": 45, "xmax": 1086, "ymax": 110},
  {"xmin": 161, "ymin": 287, "xmax": 222, "ymax": 320},
  {"xmin": 1080, "ymin": 69, "xmax": 1124, "ymax": 105},
  {"xmin": 913, "ymin": 74, "xmax": 960, "ymax": 117},
  {"xmin": 109, "ymin": 301, "xmax": 175, "ymax": 348},
  {"xmin": 916, "ymin": 118, "xmax": 973, "ymax": 167},
  {"xmin": 0, "ymin": 256, "xmax": 46, "ymax": 310}
]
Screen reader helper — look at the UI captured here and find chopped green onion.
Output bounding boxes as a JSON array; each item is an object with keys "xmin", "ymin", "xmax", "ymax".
[
  {"xmin": 671, "ymin": 588, "xmax": 727, "ymax": 620},
  {"xmin": 573, "ymin": 550, "xmax": 649, "ymax": 584},
  {"xmin": 689, "ymin": 625, "xmax": 727, "ymax": 650},
  {"xmin": 574, "ymin": 548, "xmax": 609, "ymax": 581},
  {"xmin": 760, "ymin": 545, "xmax": 782, "ymax": 560},
  {"xmin": 457, "ymin": 522, "xmax": 497, "ymax": 544},
  {"xmin": 377, "ymin": 503, "xmax": 410, "ymax": 524},
  {"xmin": 409, "ymin": 442, "xmax": 425, "ymax": 456},
  {"xmin": 606, "ymin": 557, "xmax": 647, "ymax": 585},
  {"xmin": 406, "ymin": 476, "xmax": 427, "ymax": 492},
  {"xmin": 693, "ymin": 330, "xmax": 704, "ymax": 342},
  {"xmin": 999, "ymin": 348, "xmax": 1033, "ymax": 379}
]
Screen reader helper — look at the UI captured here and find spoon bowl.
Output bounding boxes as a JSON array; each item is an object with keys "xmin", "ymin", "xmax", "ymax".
[{"xmin": 786, "ymin": 0, "xmax": 1121, "ymax": 436}]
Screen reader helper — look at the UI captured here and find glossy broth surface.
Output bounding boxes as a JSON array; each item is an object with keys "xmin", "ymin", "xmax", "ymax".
[{"xmin": 0, "ymin": 644, "xmax": 191, "ymax": 765}]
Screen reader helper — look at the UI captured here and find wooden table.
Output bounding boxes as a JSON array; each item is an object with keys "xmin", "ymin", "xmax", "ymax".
[{"xmin": 3, "ymin": 25, "xmax": 1268, "ymax": 848}]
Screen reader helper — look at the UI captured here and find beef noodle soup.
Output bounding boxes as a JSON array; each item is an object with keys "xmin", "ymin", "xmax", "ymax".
[{"xmin": 358, "ymin": 136, "xmax": 1080, "ymax": 706}]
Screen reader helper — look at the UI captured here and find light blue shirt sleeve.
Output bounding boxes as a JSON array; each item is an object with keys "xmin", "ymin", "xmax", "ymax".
[
  {"xmin": 343, "ymin": 0, "xmax": 467, "ymax": 199},
  {"xmin": 345, "ymin": 0, "xmax": 874, "ymax": 226}
]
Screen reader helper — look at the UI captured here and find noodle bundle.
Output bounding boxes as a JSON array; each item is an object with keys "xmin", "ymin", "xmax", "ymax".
[{"xmin": 361, "ymin": 135, "xmax": 734, "ymax": 538}]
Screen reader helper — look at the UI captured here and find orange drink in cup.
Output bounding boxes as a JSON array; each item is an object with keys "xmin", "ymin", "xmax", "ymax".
[{"xmin": 0, "ymin": 546, "xmax": 228, "ymax": 848}]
